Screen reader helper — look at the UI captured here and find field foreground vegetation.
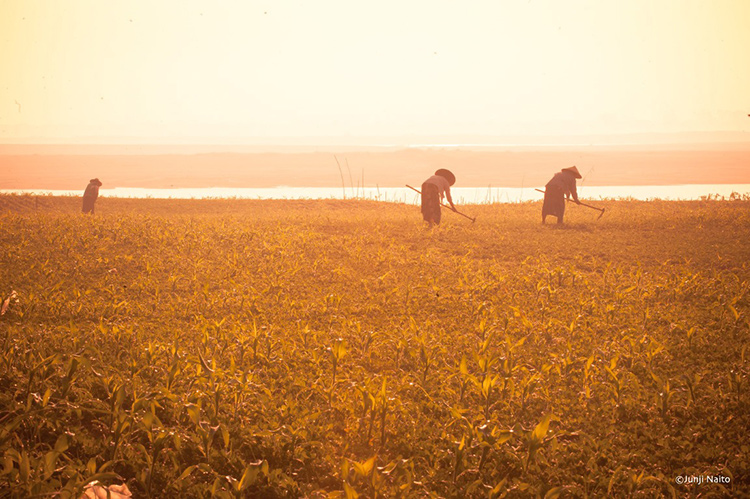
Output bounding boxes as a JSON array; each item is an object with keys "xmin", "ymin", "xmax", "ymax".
[{"xmin": 0, "ymin": 194, "xmax": 749, "ymax": 497}]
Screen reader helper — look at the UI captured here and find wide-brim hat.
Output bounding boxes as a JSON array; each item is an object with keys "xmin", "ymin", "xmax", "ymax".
[
  {"xmin": 90, "ymin": 178, "xmax": 102, "ymax": 186},
  {"xmin": 561, "ymin": 166, "xmax": 582, "ymax": 179},
  {"xmin": 435, "ymin": 168, "xmax": 456, "ymax": 185}
]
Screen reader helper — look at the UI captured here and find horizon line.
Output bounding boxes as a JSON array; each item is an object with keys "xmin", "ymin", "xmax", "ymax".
[{"xmin": 1, "ymin": 130, "xmax": 750, "ymax": 146}]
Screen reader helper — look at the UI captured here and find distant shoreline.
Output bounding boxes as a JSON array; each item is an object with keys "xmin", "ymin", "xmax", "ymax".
[
  {"xmin": 2, "ymin": 140, "xmax": 750, "ymax": 156},
  {"xmin": 2, "ymin": 144, "xmax": 749, "ymax": 190},
  {"xmin": 3, "ymin": 184, "xmax": 750, "ymax": 204}
]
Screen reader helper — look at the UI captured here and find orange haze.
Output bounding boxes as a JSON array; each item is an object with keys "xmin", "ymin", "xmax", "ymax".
[{"xmin": 1, "ymin": 143, "xmax": 749, "ymax": 189}]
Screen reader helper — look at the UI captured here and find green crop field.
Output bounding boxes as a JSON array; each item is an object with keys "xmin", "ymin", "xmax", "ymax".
[{"xmin": 0, "ymin": 194, "xmax": 748, "ymax": 498}]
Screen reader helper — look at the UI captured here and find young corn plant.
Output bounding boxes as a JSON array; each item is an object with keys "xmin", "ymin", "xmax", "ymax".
[
  {"xmin": 475, "ymin": 312, "xmax": 494, "ymax": 344},
  {"xmin": 249, "ymin": 320, "xmax": 266, "ymax": 364},
  {"xmin": 224, "ymin": 460, "xmax": 269, "ymax": 499},
  {"xmin": 448, "ymin": 408, "xmax": 514, "ymax": 483},
  {"xmin": 681, "ymin": 373, "xmax": 701, "ymax": 408},
  {"xmin": 727, "ymin": 345, "xmax": 749, "ymax": 403},
  {"xmin": 323, "ymin": 293, "xmax": 343, "ymax": 332},
  {"xmin": 164, "ymin": 340, "xmax": 183, "ymax": 394},
  {"xmin": 447, "ymin": 408, "xmax": 472, "ymax": 483},
  {"xmin": 104, "ymin": 379, "xmax": 131, "ymax": 461},
  {"xmin": 136, "ymin": 427, "xmax": 172, "ymax": 498},
  {"xmin": 417, "ymin": 335, "xmax": 434, "ymax": 385},
  {"xmin": 604, "ymin": 355, "xmax": 623, "ymax": 408},
  {"xmin": 685, "ymin": 325, "xmax": 698, "ymax": 350},
  {"xmin": 348, "ymin": 456, "xmax": 380, "ymax": 498},
  {"xmin": 644, "ymin": 339, "xmax": 665, "ymax": 371},
  {"xmin": 197, "ymin": 351, "xmax": 224, "ymax": 425},
  {"xmin": 649, "ymin": 372, "xmax": 674, "ymax": 418},
  {"xmin": 501, "ymin": 334, "xmax": 526, "ymax": 399},
  {"xmin": 229, "ymin": 368, "xmax": 263, "ymax": 419},
  {"xmin": 481, "ymin": 373, "xmax": 501, "ymax": 420},
  {"xmin": 328, "ymin": 338, "xmax": 348, "ymax": 405},
  {"xmin": 727, "ymin": 369, "xmax": 744, "ymax": 403},
  {"xmin": 457, "ymin": 355, "xmax": 476, "ymax": 404},
  {"xmin": 356, "ymin": 325, "xmax": 379, "ymax": 357},
  {"xmin": 59, "ymin": 349, "xmax": 91, "ymax": 400},
  {"xmin": 608, "ymin": 467, "xmax": 675, "ymax": 497},
  {"xmin": 361, "ymin": 378, "xmax": 391, "ymax": 449},
  {"xmin": 475, "ymin": 422, "xmax": 513, "ymax": 473},
  {"xmin": 524, "ymin": 414, "xmax": 556, "ymax": 472},
  {"xmin": 519, "ymin": 371, "xmax": 541, "ymax": 414},
  {"xmin": 355, "ymin": 383, "xmax": 375, "ymax": 440},
  {"xmin": 582, "ymin": 354, "xmax": 596, "ymax": 402},
  {"xmin": 552, "ymin": 340, "xmax": 577, "ymax": 378},
  {"xmin": 338, "ymin": 459, "xmax": 361, "ymax": 499}
]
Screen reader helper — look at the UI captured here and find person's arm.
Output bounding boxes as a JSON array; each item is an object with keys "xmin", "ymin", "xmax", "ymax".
[
  {"xmin": 565, "ymin": 176, "xmax": 579, "ymax": 203},
  {"xmin": 445, "ymin": 186, "xmax": 457, "ymax": 210},
  {"xmin": 571, "ymin": 182, "xmax": 580, "ymax": 203}
]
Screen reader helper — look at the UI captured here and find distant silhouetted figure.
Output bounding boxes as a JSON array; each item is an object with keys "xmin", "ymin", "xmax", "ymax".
[
  {"xmin": 421, "ymin": 169, "xmax": 457, "ymax": 225},
  {"xmin": 82, "ymin": 178, "xmax": 102, "ymax": 214},
  {"xmin": 542, "ymin": 166, "xmax": 581, "ymax": 224}
]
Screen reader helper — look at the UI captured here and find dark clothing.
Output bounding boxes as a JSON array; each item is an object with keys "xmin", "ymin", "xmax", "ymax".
[
  {"xmin": 546, "ymin": 171, "xmax": 579, "ymax": 201},
  {"xmin": 542, "ymin": 185, "xmax": 566, "ymax": 220},
  {"xmin": 420, "ymin": 174, "xmax": 454, "ymax": 225},
  {"xmin": 542, "ymin": 171, "xmax": 579, "ymax": 223},
  {"xmin": 422, "ymin": 174, "xmax": 452, "ymax": 198},
  {"xmin": 421, "ymin": 182, "xmax": 441, "ymax": 224},
  {"xmin": 82, "ymin": 182, "xmax": 100, "ymax": 214}
]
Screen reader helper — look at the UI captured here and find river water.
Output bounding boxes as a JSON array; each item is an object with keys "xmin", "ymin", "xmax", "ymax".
[{"xmin": 2, "ymin": 184, "xmax": 750, "ymax": 203}]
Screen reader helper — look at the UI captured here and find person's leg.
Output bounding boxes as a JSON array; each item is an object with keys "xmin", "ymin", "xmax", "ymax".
[
  {"xmin": 421, "ymin": 183, "xmax": 430, "ymax": 223},
  {"xmin": 422, "ymin": 183, "xmax": 440, "ymax": 225},
  {"xmin": 547, "ymin": 190, "xmax": 564, "ymax": 225},
  {"xmin": 557, "ymin": 200, "xmax": 565, "ymax": 224},
  {"xmin": 542, "ymin": 191, "xmax": 554, "ymax": 225}
]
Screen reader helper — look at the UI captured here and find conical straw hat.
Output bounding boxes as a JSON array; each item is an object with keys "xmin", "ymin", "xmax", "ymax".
[
  {"xmin": 435, "ymin": 169, "xmax": 456, "ymax": 185},
  {"xmin": 561, "ymin": 166, "xmax": 581, "ymax": 179}
]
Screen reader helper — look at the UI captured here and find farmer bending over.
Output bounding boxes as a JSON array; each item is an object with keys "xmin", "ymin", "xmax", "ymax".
[
  {"xmin": 542, "ymin": 166, "xmax": 581, "ymax": 224},
  {"xmin": 421, "ymin": 169, "xmax": 456, "ymax": 226},
  {"xmin": 82, "ymin": 178, "xmax": 102, "ymax": 214}
]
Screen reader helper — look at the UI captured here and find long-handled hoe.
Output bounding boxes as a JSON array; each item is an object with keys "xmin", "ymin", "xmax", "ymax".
[
  {"xmin": 535, "ymin": 188, "xmax": 606, "ymax": 220},
  {"xmin": 406, "ymin": 184, "xmax": 477, "ymax": 223}
]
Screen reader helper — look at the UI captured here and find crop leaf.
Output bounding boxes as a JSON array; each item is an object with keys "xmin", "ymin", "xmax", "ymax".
[
  {"xmin": 343, "ymin": 481, "xmax": 359, "ymax": 499},
  {"xmin": 459, "ymin": 355, "xmax": 468, "ymax": 376},
  {"xmin": 353, "ymin": 456, "xmax": 376, "ymax": 477},
  {"xmin": 531, "ymin": 414, "xmax": 553, "ymax": 443}
]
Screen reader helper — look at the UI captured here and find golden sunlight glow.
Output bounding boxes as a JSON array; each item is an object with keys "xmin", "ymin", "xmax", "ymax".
[{"xmin": 1, "ymin": 0, "xmax": 749, "ymax": 142}]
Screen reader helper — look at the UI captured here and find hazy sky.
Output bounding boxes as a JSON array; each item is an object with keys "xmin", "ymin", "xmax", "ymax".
[{"xmin": 1, "ymin": 0, "xmax": 749, "ymax": 143}]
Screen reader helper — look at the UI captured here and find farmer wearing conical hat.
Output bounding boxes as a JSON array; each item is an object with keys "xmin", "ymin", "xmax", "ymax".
[
  {"xmin": 421, "ymin": 169, "xmax": 457, "ymax": 225},
  {"xmin": 82, "ymin": 178, "xmax": 102, "ymax": 214},
  {"xmin": 542, "ymin": 166, "xmax": 581, "ymax": 224}
]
